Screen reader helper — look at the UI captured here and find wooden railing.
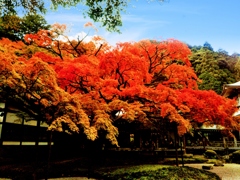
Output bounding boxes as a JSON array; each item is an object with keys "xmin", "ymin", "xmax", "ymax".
[{"xmin": 210, "ymin": 141, "xmax": 240, "ymax": 147}]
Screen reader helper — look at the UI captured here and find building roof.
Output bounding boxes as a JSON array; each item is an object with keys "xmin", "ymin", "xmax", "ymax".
[
  {"xmin": 200, "ymin": 124, "xmax": 225, "ymax": 130},
  {"xmin": 233, "ymin": 109, "xmax": 240, "ymax": 116},
  {"xmin": 222, "ymin": 81, "xmax": 240, "ymax": 97}
]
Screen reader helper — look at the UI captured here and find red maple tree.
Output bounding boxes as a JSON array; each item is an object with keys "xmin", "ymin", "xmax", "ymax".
[{"xmin": 0, "ymin": 25, "xmax": 239, "ymax": 146}]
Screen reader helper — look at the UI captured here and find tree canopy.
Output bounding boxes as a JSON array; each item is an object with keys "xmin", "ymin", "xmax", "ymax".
[
  {"xmin": 190, "ymin": 47, "xmax": 237, "ymax": 94},
  {"xmin": 0, "ymin": 0, "xmax": 165, "ymax": 32},
  {"xmin": 0, "ymin": 13, "xmax": 50, "ymax": 41},
  {"xmin": 0, "ymin": 24, "xmax": 239, "ymax": 146}
]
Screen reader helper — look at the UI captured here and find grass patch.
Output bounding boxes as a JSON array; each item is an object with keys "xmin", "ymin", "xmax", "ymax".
[
  {"xmin": 95, "ymin": 164, "xmax": 221, "ymax": 180},
  {"xmin": 0, "ymin": 155, "xmax": 219, "ymax": 179}
]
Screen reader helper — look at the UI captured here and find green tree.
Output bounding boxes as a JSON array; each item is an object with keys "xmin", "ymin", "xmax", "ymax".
[
  {"xmin": 190, "ymin": 48, "xmax": 236, "ymax": 94},
  {"xmin": 203, "ymin": 41, "xmax": 213, "ymax": 51},
  {"xmin": 233, "ymin": 57, "xmax": 240, "ymax": 81},
  {"xmin": 0, "ymin": 13, "xmax": 50, "ymax": 41},
  {"xmin": 218, "ymin": 48, "xmax": 229, "ymax": 55},
  {"xmin": 0, "ymin": 14, "xmax": 21, "ymax": 41},
  {"xmin": 20, "ymin": 13, "xmax": 50, "ymax": 39},
  {"xmin": 0, "ymin": 0, "xmax": 165, "ymax": 32}
]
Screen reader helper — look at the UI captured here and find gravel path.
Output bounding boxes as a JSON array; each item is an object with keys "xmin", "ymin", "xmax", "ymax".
[{"xmin": 185, "ymin": 163, "xmax": 240, "ymax": 180}]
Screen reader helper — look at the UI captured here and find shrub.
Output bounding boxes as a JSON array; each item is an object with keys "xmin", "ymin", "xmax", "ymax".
[
  {"xmin": 214, "ymin": 160, "xmax": 224, "ymax": 166},
  {"xmin": 229, "ymin": 150, "xmax": 240, "ymax": 163},
  {"xmin": 193, "ymin": 156, "xmax": 208, "ymax": 163},
  {"xmin": 204, "ymin": 150, "xmax": 217, "ymax": 159},
  {"xmin": 183, "ymin": 154, "xmax": 193, "ymax": 158}
]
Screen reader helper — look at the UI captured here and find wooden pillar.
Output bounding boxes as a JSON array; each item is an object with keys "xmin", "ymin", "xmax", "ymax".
[
  {"xmin": 0, "ymin": 102, "xmax": 8, "ymax": 146},
  {"xmin": 174, "ymin": 123, "xmax": 179, "ymax": 166},
  {"xmin": 203, "ymin": 137, "xmax": 206, "ymax": 150},
  {"xmin": 180, "ymin": 136, "xmax": 184, "ymax": 166},
  {"xmin": 140, "ymin": 135, "xmax": 142, "ymax": 149},
  {"xmin": 182, "ymin": 135, "xmax": 186, "ymax": 154},
  {"xmin": 19, "ymin": 116, "xmax": 24, "ymax": 146}
]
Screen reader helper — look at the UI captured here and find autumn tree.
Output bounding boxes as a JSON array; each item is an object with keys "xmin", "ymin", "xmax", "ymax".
[
  {"xmin": 1, "ymin": 26, "xmax": 240, "ymax": 147},
  {"xmin": 25, "ymin": 23, "xmax": 105, "ymax": 60},
  {"xmin": 0, "ymin": 37, "xmax": 119, "ymax": 145},
  {"xmin": 31, "ymin": 29, "xmax": 239, "ymax": 137}
]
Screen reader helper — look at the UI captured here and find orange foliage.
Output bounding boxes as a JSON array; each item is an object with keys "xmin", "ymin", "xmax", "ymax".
[
  {"xmin": 24, "ymin": 23, "xmax": 107, "ymax": 59},
  {"xmin": 1, "ymin": 30, "xmax": 239, "ymax": 146},
  {"xmin": 176, "ymin": 89, "xmax": 240, "ymax": 130}
]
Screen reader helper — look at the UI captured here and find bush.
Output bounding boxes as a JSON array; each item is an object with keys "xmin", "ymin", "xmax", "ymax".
[
  {"xmin": 204, "ymin": 150, "xmax": 217, "ymax": 159},
  {"xmin": 229, "ymin": 150, "xmax": 240, "ymax": 163},
  {"xmin": 183, "ymin": 154, "xmax": 193, "ymax": 158},
  {"xmin": 193, "ymin": 155, "xmax": 208, "ymax": 163},
  {"xmin": 95, "ymin": 165, "xmax": 221, "ymax": 180}
]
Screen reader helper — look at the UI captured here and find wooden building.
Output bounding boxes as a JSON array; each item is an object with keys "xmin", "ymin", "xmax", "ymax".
[{"xmin": 0, "ymin": 102, "xmax": 50, "ymax": 147}]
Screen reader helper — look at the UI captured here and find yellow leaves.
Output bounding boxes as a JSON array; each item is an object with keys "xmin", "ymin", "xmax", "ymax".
[
  {"xmin": 40, "ymin": 99, "xmax": 49, "ymax": 107},
  {"xmin": 72, "ymin": 97, "xmax": 119, "ymax": 145},
  {"xmin": 94, "ymin": 114, "xmax": 119, "ymax": 146},
  {"xmin": 0, "ymin": 38, "xmax": 27, "ymax": 60},
  {"xmin": 48, "ymin": 115, "xmax": 79, "ymax": 133},
  {"xmin": 84, "ymin": 127, "xmax": 98, "ymax": 141}
]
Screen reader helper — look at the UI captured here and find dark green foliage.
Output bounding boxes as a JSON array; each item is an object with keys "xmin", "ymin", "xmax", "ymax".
[
  {"xmin": 20, "ymin": 13, "xmax": 50, "ymax": 37},
  {"xmin": 229, "ymin": 150, "xmax": 240, "ymax": 163},
  {"xmin": 0, "ymin": 13, "xmax": 50, "ymax": 41},
  {"xmin": 0, "ymin": 0, "xmax": 127, "ymax": 32},
  {"xmin": 0, "ymin": 0, "xmax": 46, "ymax": 15},
  {"xmin": 203, "ymin": 42, "xmax": 213, "ymax": 51},
  {"xmin": 218, "ymin": 48, "xmax": 229, "ymax": 55},
  {"xmin": 190, "ymin": 48, "xmax": 236, "ymax": 94},
  {"xmin": 0, "ymin": 14, "xmax": 21, "ymax": 41},
  {"xmin": 0, "ymin": 0, "xmax": 165, "ymax": 32}
]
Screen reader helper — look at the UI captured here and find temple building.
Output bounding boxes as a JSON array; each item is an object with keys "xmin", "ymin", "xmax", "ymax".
[{"xmin": 0, "ymin": 102, "xmax": 50, "ymax": 146}]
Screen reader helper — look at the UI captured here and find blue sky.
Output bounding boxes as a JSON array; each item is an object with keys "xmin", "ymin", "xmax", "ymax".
[{"xmin": 45, "ymin": 0, "xmax": 240, "ymax": 55}]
